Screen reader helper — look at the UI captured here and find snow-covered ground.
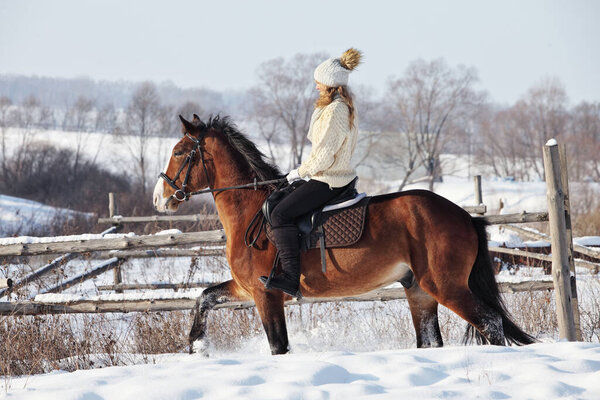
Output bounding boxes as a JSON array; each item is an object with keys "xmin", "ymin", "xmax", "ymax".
[
  {"xmin": 3, "ymin": 342, "xmax": 600, "ymax": 399},
  {"xmin": 0, "ymin": 194, "xmax": 93, "ymax": 236},
  {"xmin": 2, "ymin": 128, "xmax": 600, "ymax": 399}
]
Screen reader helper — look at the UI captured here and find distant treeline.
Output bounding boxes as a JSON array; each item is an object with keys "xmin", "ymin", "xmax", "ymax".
[
  {"xmin": 0, "ymin": 74, "xmax": 240, "ymax": 114},
  {"xmin": 1, "ymin": 55, "xmax": 599, "ymax": 187}
]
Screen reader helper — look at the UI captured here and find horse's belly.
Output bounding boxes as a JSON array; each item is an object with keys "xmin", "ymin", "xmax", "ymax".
[
  {"xmin": 379, "ymin": 262, "xmax": 412, "ymax": 287},
  {"xmin": 301, "ymin": 261, "xmax": 412, "ymax": 298}
]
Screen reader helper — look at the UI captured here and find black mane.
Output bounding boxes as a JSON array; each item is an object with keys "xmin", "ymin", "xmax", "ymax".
[{"xmin": 203, "ymin": 115, "xmax": 283, "ymax": 181}]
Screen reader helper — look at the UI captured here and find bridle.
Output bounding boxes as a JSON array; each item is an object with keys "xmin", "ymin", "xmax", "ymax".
[
  {"xmin": 159, "ymin": 133, "xmax": 211, "ymax": 202},
  {"xmin": 159, "ymin": 133, "xmax": 286, "ymax": 202}
]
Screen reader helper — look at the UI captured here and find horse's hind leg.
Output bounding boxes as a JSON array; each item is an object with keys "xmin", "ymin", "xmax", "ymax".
[
  {"xmin": 189, "ymin": 279, "xmax": 249, "ymax": 355},
  {"xmin": 404, "ymin": 280, "xmax": 443, "ymax": 348},
  {"xmin": 434, "ymin": 286, "xmax": 504, "ymax": 345},
  {"xmin": 253, "ymin": 290, "xmax": 289, "ymax": 355}
]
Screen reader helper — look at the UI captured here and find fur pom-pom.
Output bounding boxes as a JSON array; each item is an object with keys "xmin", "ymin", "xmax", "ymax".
[{"xmin": 339, "ymin": 48, "xmax": 362, "ymax": 70}]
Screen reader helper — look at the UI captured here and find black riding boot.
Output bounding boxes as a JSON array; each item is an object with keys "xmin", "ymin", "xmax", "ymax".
[{"xmin": 261, "ymin": 225, "xmax": 301, "ymax": 297}]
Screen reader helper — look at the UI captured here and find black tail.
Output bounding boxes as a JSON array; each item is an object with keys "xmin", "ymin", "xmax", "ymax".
[{"xmin": 464, "ymin": 218, "xmax": 536, "ymax": 345}]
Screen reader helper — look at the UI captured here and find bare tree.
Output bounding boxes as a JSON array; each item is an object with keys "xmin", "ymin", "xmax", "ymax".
[
  {"xmin": 118, "ymin": 82, "xmax": 162, "ymax": 194},
  {"xmin": 247, "ymin": 52, "xmax": 326, "ymax": 169},
  {"xmin": 72, "ymin": 95, "xmax": 95, "ymax": 132},
  {"xmin": 245, "ymin": 87, "xmax": 283, "ymax": 163},
  {"xmin": 94, "ymin": 102, "xmax": 117, "ymax": 133},
  {"xmin": 350, "ymin": 84, "xmax": 387, "ymax": 170},
  {"xmin": 387, "ymin": 59, "xmax": 483, "ymax": 190},
  {"xmin": 518, "ymin": 77, "xmax": 569, "ymax": 179},
  {"xmin": 569, "ymin": 101, "xmax": 600, "ymax": 180},
  {"xmin": 66, "ymin": 95, "xmax": 97, "ymax": 175},
  {"xmin": 0, "ymin": 96, "xmax": 13, "ymax": 182},
  {"xmin": 3, "ymin": 96, "xmax": 53, "ymax": 184},
  {"xmin": 476, "ymin": 103, "xmax": 534, "ymax": 180},
  {"xmin": 13, "ymin": 95, "xmax": 52, "ymax": 130}
]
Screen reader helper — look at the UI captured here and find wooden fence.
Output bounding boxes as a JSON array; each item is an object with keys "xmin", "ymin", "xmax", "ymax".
[
  {"xmin": 1, "ymin": 281, "xmax": 555, "ymax": 316},
  {"xmin": 0, "ymin": 142, "xmax": 598, "ymax": 344}
]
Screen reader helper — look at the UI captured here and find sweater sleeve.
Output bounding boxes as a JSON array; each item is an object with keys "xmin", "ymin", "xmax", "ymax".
[{"xmin": 298, "ymin": 102, "xmax": 349, "ymax": 178}]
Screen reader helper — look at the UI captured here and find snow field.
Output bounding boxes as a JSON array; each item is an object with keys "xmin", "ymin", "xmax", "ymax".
[{"xmin": 3, "ymin": 342, "xmax": 600, "ymax": 399}]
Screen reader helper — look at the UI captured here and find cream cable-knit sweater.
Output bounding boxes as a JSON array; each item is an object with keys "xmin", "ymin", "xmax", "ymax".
[{"xmin": 297, "ymin": 98, "xmax": 358, "ymax": 188}]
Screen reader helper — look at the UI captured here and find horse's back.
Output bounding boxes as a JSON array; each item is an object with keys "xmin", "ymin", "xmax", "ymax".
[{"xmin": 367, "ymin": 189, "xmax": 476, "ymax": 243}]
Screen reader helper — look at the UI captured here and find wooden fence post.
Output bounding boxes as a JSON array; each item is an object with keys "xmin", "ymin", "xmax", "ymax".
[
  {"xmin": 113, "ymin": 264, "xmax": 123, "ymax": 294},
  {"xmin": 108, "ymin": 192, "xmax": 123, "ymax": 292},
  {"xmin": 558, "ymin": 145, "xmax": 582, "ymax": 340},
  {"xmin": 474, "ymin": 175, "xmax": 484, "ymax": 215},
  {"xmin": 109, "ymin": 192, "xmax": 116, "ymax": 219},
  {"xmin": 543, "ymin": 139, "xmax": 577, "ymax": 341}
]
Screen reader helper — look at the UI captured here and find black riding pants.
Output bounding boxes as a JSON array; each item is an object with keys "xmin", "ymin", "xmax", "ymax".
[{"xmin": 270, "ymin": 179, "xmax": 348, "ymax": 228}]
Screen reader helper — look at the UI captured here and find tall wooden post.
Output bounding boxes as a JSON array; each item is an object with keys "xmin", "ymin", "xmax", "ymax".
[
  {"xmin": 543, "ymin": 139, "xmax": 577, "ymax": 341},
  {"xmin": 109, "ymin": 192, "xmax": 116, "ymax": 219},
  {"xmin": 558, "ymin": 145, "xmax": 582, "ymax": 340},
  {"xmin": 108, "ymin": 192, "xmax": 123, "ymax": 293},
  {"xmin": 474, "ymin": 175, "xmax": 484, "ymax": 215}
]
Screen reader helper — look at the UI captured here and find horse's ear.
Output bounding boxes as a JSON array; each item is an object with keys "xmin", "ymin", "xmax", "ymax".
[
  {"xmin": 179, "ymin": 115, "xmax": 195, "ymax": 134},
  {"xmin": 192, "ymin": 114, "xmax": 207, "ymax": 131}
]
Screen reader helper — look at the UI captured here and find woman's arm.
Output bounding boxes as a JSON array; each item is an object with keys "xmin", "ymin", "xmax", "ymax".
[{"xmin": 298, "ymin": 102, "xmax": 349, "ymax": 178}]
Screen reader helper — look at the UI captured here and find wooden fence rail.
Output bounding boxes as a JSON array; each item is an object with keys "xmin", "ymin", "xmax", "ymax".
[
  {"xmin": 39, "ymin": 257, "xmax": 124, "ymax": 296},
  {"xmin": 0, "ymin": 281, "xmax": 554, "ymax": 316},
  {"xmin": 0, "ymin": 214, "xmax": 552, "ymax": 259},
  {"xmin": 0, "ymin": 230, "xmax": 227, "ymax": 257},
  {"xmin": 489, "ymin": 246, "xmax": 599, "ymax": 273},
  {"xmin": 501, "ymin": 224, "xmax": 600, "ymax": 260},
  {"xmin": 0, "ymin": 254, "xmax": 78, "ymax": 298},
  {"xmin": 98, "ymin": 208, "xmax": 486, "ymax": 226},
  {"xmin": 97, "ymin": 282, "xmax": 213, "ymax": 291},
  {"xmin": 98, "ymin": 214, "xmax": 220, "ymax": 225},
  {"xmin": 90, "ymin": 248, "xmax": 225, "ymax": 259},
  {"xmin": 481, "ymin": 212, "xmax": 548, "ymax": 225}
]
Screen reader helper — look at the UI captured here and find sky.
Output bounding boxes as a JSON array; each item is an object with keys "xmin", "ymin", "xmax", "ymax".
[{"xmin": 0, "ymin": 0, "xmax": 598, "ymax": 105}]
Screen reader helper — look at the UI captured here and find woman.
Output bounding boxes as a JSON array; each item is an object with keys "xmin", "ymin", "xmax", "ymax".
[{"xmin": 262, "ymin": 48, "xmax": 362, "ymax": 297}]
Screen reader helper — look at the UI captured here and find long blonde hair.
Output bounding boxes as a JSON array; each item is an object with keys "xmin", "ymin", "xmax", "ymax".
[{"xmin": 315, "ymin": 85, "xmax": 356, "ymax": 129}]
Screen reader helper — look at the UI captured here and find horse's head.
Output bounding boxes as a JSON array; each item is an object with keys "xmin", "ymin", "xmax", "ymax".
[{"xmin": 153, "ymin": 114, "xmax": 213, "ymax": 213}]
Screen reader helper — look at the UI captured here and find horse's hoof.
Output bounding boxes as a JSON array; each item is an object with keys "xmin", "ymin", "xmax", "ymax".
[{"xmin": 191, "ymin": 339, "xmax": 210, "ymax": 358}]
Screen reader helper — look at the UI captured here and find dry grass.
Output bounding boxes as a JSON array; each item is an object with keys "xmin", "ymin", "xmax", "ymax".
[
  {"xmin": 0, "ymin": 312, "xmax": 194, "ymax": 377},
  {"xmin": 1, "ymin": 281, "xmax": 599, "ymax": 380},
  {"xmin": 570, "ymin": 183, "xmax": 600, "ymax": 237}
]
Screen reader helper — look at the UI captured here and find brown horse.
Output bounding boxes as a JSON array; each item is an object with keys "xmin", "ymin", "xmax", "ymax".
[{"xmin": 153, "ymin": 115, "xmax": 534, "ymax": 355}]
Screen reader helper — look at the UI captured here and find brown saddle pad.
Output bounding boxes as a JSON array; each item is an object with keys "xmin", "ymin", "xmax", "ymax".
[{"xmin": 266, "ymin": 196, "xmax": 370, "ymax": 249}]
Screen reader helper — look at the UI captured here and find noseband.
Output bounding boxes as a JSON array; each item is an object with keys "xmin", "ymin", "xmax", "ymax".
[{"xmin": 159, "ymin": 133, "xmax": 211, "ymax": 202}]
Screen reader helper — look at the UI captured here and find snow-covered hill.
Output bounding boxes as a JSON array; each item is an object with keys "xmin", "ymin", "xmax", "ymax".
[{"xmin": 0, "ymin": 194, "xmax": 93, "ymax": 236}]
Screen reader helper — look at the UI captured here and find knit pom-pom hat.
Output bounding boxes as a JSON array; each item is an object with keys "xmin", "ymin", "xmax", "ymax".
[{"xmin": 314, "ymin": 48, "xmax": 362, "ymax": 87}]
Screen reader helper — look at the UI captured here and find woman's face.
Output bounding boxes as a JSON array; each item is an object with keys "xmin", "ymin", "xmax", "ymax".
[{"xmin": 315, "ymin": 81, "xmax": 328, "ymax": 93}]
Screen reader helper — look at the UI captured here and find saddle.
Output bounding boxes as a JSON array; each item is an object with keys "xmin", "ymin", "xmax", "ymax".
[{"xmin": 262, "ymin": 177, "xmax": 370, "ymax": 273}]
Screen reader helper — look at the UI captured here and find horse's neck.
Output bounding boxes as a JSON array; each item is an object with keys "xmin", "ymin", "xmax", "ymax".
[
  {"xmin": 213, "ymin": 186, "xmax": 268, "ymax": 237},
  {"xmin": 210, "ymin": 147, "xmax": 267, "ymax": 236}
]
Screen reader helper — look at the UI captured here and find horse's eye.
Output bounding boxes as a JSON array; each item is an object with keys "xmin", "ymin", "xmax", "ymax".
[{"xmin": 174, "ymin": 151, "xmax": 184, "ymax": 157}]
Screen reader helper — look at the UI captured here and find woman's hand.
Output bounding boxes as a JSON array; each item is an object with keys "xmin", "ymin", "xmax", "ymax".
[{"xmin": 286, "ymin": 169, "xmax": 300, "ymax": 183}]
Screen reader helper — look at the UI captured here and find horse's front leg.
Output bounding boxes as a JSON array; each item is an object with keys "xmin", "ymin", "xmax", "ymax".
[
  {"xmin": 189, "ymin": 279, "xmax": 249, "ymax": 355},
  {"xmin": 253, "ymin": 289, "xmax": 289, "ymax": 355}
]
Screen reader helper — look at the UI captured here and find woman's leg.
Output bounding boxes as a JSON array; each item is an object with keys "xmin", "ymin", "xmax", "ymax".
[
  {"xmin": 264, "ymin": 180, "xmax": 346, "ymax": 296},
  {"xmin": 270, "ymin": 180, "xmax": 346, "ymax": 226}
]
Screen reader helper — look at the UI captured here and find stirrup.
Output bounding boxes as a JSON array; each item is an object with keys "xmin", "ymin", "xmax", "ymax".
[{"xmin": 258, "ymin": 276, "xmax": 303, "ymax": 299}]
